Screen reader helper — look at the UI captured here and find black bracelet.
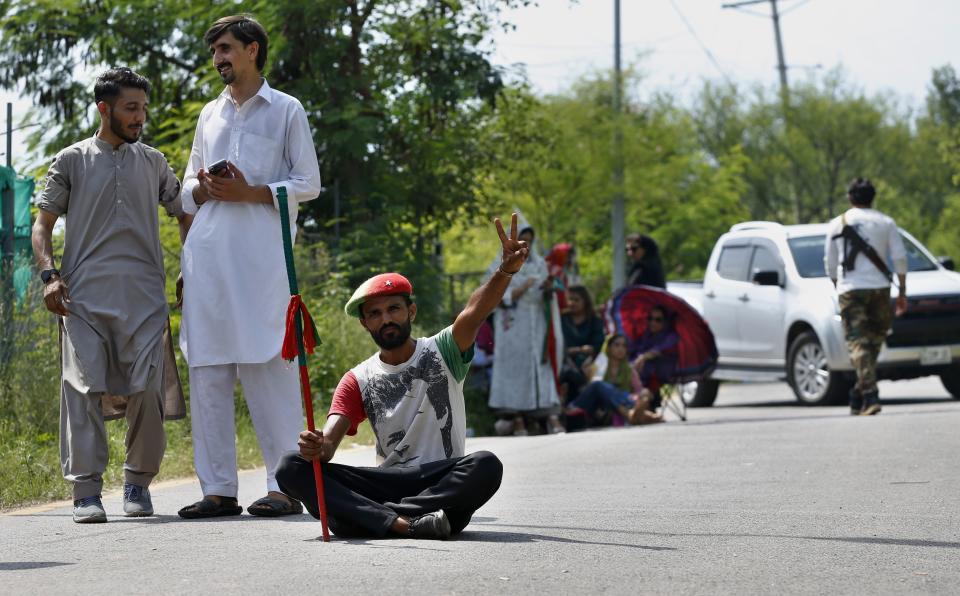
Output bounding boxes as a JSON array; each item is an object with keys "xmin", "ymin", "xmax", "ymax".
[{"xmin": 497, "ymin": 265, "xmax": 515, "ymax": 277}]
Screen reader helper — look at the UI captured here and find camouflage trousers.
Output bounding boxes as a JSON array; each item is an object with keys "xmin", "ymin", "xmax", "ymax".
[{"xmin": 839, "ymin": 288, "xmax": 893, "ymax": 394}]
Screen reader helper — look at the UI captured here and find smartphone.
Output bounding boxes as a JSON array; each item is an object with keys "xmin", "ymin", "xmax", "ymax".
[{"xmin": 206, "ymin": 159, "xmax": 228, "ymax": 177}]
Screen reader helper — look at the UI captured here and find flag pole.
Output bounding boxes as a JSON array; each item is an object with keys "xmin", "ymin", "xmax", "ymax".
[{"xmin": 277, "ymin": 186, "xmax": 330, "ymax": 542}]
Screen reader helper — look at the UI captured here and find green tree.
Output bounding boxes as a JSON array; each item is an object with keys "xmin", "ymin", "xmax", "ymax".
[
  {"xmin": 470, "ymin": 71, "xmax": 748, "ymax": 301},
  {"xmin": 927, "ymin": 65, "xmax": 960, "ymax": 261},
  {"xmin": 0, "ymin": 0, "xmax": 529, "ymax": 324},
  {"xmin": 692, "ymin": 68, "xmax": 959, "ymax": 242}
]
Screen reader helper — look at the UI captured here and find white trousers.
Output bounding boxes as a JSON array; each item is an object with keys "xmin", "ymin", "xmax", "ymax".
[{"xmin": 189, "ymin": 355, "xmax": 303, "ymax": 497}]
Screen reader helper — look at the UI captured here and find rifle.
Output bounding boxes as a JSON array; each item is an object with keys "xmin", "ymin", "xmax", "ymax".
[{"xmin": 832, "ymin": 213, "xmax": 894, "ymax": 283}]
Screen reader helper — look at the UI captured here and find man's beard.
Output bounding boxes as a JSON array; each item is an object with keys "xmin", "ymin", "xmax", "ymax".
[
  {"xmin": 217, "ymin": 62, "xmax": 236, "ymax": 84},
  {"xmin": 369, "ymin": 319, "xmax": 413, "ymax": 350},
  {"xmin": 110, "ymin": 113, "xmax": 141, "ymax": 144}
]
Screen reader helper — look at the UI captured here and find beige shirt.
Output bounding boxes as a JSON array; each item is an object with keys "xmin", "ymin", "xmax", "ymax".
[{"xmin": 38, "ymin": 136, "xmax": 183, "ymax": 397}]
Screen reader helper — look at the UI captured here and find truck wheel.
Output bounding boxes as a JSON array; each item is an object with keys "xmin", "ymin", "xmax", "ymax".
[
  {"xmin": 787, "ymin": 331, "xmax": 850, "ymax": 406},
  {"xmin": 941, "ymin": 368, "xmax": 960, "ymax": 400},
  {"xmin": 680, "ymin": 379, "xmax": 720, "ymax": 407}
]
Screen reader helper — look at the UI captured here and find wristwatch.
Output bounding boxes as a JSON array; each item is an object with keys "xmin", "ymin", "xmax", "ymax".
[{"xmin": 40, "ymin": 268, "xmax": 60, "ymax": 284}]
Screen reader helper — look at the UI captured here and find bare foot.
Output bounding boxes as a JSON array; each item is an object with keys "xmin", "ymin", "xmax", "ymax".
[
  {"xmin": 391, "ymin": 515, "xmax": 411, "ymax": 535},
  {"xmin": 267, "ymin": 490, "xmax": 292, "ymax": 505}
]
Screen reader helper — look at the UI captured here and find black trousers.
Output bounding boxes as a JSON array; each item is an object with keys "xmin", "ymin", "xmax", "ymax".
[{"xmin": 276, "ymin": 450, "xmax": 503, "ymax": 538}]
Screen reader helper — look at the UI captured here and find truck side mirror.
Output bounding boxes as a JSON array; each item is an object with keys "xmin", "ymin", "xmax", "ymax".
[
  {"xmin": 752, "ymin": 270, "xmax": 782, "ymax": 286},
  {"xmin": 939, "ymin": 256, "xmax": 955, "ymax": 271}
]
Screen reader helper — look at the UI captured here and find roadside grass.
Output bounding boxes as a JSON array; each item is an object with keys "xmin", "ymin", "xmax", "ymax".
[
  {"xmin": 0, "ymin": 230, "xmax": 485, "ymax": 511},
  {"xmin": 1, "ymin": 362, "xmax": 485, "ymax": 511},
  {"xmin": 0, "ymin": 398, "xmax": 377, "ymax": 511}
]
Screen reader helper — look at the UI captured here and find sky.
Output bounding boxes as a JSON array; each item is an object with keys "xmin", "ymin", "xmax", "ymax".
[
  {"xmin": 2, "ymin": 0, "xmax": 958, "ymax": 169},
  {"xmin": 489, "ymin": 0, "xmax": 960, "ymax": 104}
]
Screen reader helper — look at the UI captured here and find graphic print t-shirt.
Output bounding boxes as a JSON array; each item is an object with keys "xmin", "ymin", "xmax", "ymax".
[{"xmin": 329, "ymin": 326, "xmax": 474, "ymax": 468}]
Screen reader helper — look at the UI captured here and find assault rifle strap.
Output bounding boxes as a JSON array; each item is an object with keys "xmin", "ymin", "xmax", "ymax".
[{"xmin": 833, "ymin": 211, "xmax": 894, "ymax": 283}]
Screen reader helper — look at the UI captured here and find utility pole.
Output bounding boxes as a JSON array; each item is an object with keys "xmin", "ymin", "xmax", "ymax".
[
  {"xmin": 722, "ymin": 0, "xmax": 789, "ymax": 100},
  {"xmin": 2, "ymin": 103, "xmax": 13, "ymax": 282},
  {"xmin": 611, "ymin": 0, "xmax": 626, "ymax": 290},
  {"xmin": 770, "ymin": 0, "xmax": 788, "ymax": 97},
  {"xmin": 2, "ymin": 102, "xmax": 14, "ymax": 363}
]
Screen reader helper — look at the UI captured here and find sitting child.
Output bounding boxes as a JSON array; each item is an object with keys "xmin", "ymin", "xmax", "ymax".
[{"xmin": 565, "ymin": 333, "xmax": 662, "ymax": 427}]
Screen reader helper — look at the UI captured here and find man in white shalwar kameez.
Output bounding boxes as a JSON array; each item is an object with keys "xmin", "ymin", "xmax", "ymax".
[
  {"xmin": 177, "ymin": 15, "xmax": 322, "ymax": 519},
  {"xmin": 488, "ymin": 224, "xmax": 564, "ymax": 435}
]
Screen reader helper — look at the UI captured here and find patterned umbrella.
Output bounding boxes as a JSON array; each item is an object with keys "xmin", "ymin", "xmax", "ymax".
[
  {"xmin": 277, "ymin": 187, "xmax": 330, "ymax": 542},
  {"xmin": 602, "ymin": 285, "xmax": 718, "ymax": 382}
]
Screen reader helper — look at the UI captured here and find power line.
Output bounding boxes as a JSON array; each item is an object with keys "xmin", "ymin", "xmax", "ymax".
[
  {"xmin": 721, "ymin": 0, "xmax": 814, "ymax": 99},
  {"xmin": 0, "ymin": 122, "xmax": 40, "ymax": 137},
  {"xmin": 780, "ymin": 0, "xmax": 815, "ymax": 16},
  {"xmin": 667, "ymin": 0, "xmax": 735, "ymax": 87},
  {"xmin": 723, "ymin": 0, "xmax": 790, "ymax": 99}
]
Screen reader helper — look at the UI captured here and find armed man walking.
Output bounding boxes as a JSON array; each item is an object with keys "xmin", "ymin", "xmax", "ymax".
[{"xmin": 825, "ymin": 178, "xmax": 908, "ymax": 416}]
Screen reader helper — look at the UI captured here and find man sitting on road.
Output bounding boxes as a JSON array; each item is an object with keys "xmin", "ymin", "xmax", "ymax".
[{"xmin": 276, "ymin": 214, "xmax": 529, "ymax": 539}]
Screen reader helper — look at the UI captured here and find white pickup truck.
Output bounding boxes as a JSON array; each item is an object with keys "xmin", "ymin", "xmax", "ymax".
[{"xmin": 668, "ymin": 221, "xmax": 960, "ymax": 406}]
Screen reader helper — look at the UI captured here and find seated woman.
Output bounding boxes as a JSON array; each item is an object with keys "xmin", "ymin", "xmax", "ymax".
[
  {"xmin": 565, "ymin": 334, "xmax": 662, "ymax": 427},
  {"xmin": 559, "ymin": 285, "xmax": 605, "ymax": 403},
  {"xmin": 630, "ymin": 305, "xmax": 680, "ymax": 409}
]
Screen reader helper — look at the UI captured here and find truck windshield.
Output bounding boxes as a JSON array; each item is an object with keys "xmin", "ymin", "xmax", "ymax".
[{"xmin": 787, "ymin": 234, "xmax": 939, "ymax": 278}]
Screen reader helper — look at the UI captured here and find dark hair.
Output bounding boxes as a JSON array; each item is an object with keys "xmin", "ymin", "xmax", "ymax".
[
  {"xmin": 358, "ymin": 294, "xmax": 413, "ymax": 319},
  {"xmin": 626, "ymin": 233, "xmax": 660, "ymax": 256},
  {"xmin": 605, "ymin": 333, "xmax": 627, "ymax": 351},
  {"xmin": 648, "ymin": 305, "xmax": 669, "ymax": 322},
  {"xmin": 519, "ymin": 226, "xmax": 535, "ymax": 240},
  {"xmin": 94, "ymin": 68, "xmax": 150, "ymax": 105},
  {"xmin": 638, "ymin": 234, "xmax": 659, "ymax": 256},
  {"xmin": 204, "ymin": 15, "xmax": 269, "ymax": 71},
  {"xmin": 847, "ymin": 177, "xmax": 876, "ymax": 206},
  {"xmin": 567, "ymin": 285, "xmax": 597, "ymax": 320}
]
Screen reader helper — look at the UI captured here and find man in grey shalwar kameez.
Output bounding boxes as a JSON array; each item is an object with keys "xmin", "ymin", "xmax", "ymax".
[{"xmin": 31, "ymin": 68, "xmax": 190, "ymax": 523}]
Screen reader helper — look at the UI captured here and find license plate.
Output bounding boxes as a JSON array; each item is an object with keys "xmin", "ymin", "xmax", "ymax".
[{"xmin": 920, "ymin": 346, "xmax": 952, "ymax": 366}]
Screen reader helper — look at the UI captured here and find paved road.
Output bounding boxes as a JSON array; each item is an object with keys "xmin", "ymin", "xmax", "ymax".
[{"xmin": 3, "ymin": 378, "xmax": 959, "ymax": 595}]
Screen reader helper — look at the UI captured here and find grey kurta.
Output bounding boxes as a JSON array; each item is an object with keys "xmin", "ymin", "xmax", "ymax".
[{"xmin": 38, "ymin": 136, "xmax": 185, "ymax": 419}]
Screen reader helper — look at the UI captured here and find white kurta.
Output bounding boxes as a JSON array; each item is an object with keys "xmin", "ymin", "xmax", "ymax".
[
  {"xmin": 488, "ymin": 254, "xmax": 561, "ymax": 412},
  {"xmin": 179, "ymin": 80, "xmax": 322, "ymax": 366}
]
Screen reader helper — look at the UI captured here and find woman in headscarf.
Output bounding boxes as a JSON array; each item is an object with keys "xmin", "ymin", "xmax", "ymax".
[
  {"xmin": 545, "ymin": 242, "xmax": 579, "ymax": 310},
  {"xmin": 488, "ymin": 224, "xmax": 564, "ymax": 435},
  {"xmin": 565, "ymin": 333, "xmax": 663, "ymax": 426}
]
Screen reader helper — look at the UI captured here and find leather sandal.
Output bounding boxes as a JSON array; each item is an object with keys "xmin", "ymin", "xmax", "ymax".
[
  {"xmin": 177, "ymin": 496, "xmax": 243, "ymax": 519},
  {"xmin": 247, "ymin": 495, "xmax": 303, "ymax": 517}
]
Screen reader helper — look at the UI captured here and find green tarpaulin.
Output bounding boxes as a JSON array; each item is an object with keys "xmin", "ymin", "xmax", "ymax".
[{"xmin": 0, "ymin": 165, "xmax": 36, "ymax": 299}]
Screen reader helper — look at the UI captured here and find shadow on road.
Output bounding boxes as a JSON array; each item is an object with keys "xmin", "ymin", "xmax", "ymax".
[
  {"xmin": 716, "ymin": 397, "xmax": 956, "ymax": 409},
  {"xmin": 322, "ymin": 539, "xmax": 452, "ymax": 552},
  {"xmin": 18, "ymin": 513, "xmax": 315, "ymax": 523},
  {"xmin": 678, "ymin": 407, "xmax": 960, "ymax": 428},
  {"xmin": 477, "ymin": 522, "xmax": 960, "ymax": 550},
  {"xmin": 296, "ymin": 526, "xmax": 675, "ymax": 551},
  {"xmin": 798, "ymin": 536, "xmax": 960, "ymax": 549},
  {"xmin": 0, "ymin": 561, "xmax": 75, "ymax": 571},
  {"xmin": 457, "ymin": 530, "xmax": 676, "ymax": 551}
]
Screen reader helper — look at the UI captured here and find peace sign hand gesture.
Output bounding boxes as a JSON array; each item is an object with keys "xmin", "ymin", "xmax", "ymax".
[{"xmin": 495, "ymin": 213, "xmax": 529, "ymax": 275}]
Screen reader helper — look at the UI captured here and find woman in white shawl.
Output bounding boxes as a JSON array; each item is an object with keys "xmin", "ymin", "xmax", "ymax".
[{"xmin": 488, "ymin": 224, "xmax": 564, "ymax": 435}]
